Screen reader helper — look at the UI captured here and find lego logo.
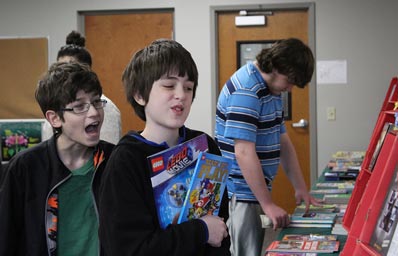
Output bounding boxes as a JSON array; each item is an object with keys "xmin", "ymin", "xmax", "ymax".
[{"xmin": 151, "ymin": 157, "xmax": 164, "ymax": 172}]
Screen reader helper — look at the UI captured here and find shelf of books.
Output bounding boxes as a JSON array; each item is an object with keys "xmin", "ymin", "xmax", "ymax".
[
  {"xmin": 263, "ymin": 154, "xmax": 360, "ymax": 255},
  {"xmin": 341, "ymin": 132, "xmax": 397, "ymax": 255},
  {"xmin": 355, "ymin": 161, "xmax": 398, "ymax": 256},
  {"xmin": 340, "ymin": 76, "xmax": 398, "ymax": 256},
  {"xmin": 262, "ymin": 78, "xmax": 398, "ymax": 256}
]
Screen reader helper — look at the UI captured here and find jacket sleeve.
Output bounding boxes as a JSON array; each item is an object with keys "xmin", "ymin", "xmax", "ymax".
[
  {"xmin": 0, "ymin": 162, "xmax": 23, "ymax": 256},
  {"xmin": 99, "ymin": 144, "xmax": 215, "ymax": 256}
]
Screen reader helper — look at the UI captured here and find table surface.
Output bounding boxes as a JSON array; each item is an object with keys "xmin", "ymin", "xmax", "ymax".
[{"xmin": 263, "ymin": 167, "xmax": 352, "ymax": 255}]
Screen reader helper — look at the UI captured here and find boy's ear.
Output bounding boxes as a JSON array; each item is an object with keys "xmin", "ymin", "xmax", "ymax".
[
  {"xmin": 133, "ymin": 93, "xmax": 146, "ymax": 106},
  {"xmin": 45, "ymin": 110, "xmax": 62, "ymax": 129}
]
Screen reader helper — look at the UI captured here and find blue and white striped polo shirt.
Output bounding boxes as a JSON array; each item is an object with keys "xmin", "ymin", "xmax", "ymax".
[{"xmin": 215, "ymin": 62, "xmax": 286, "ymax": 202}]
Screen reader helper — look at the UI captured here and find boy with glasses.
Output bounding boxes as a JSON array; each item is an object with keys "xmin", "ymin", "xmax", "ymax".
[
  {"xmin": 42, "ymin": 30, "xmax": 122, "ymax": 145},
  {"xmin": 0, "ymin": 62, "xmax": 114, "ymax": 255}
]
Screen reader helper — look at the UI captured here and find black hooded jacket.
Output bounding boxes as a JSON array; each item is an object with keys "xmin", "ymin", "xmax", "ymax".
[
  {"xmin": 99, "ymin": 127, "xmax": 231, "ymax": 256},
  {"xmin": 0, "ymin": 136, "xmax": 114, "ymax": 256}
]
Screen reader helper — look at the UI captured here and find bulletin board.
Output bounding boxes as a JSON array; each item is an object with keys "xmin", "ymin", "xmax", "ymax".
[
  {"xmin": 0, "ymin": 119, "xmax": 45, "ymax": 162},
  {"xmin": 0, "ymin": 37, "xmax": 48, "ymax": 119}
]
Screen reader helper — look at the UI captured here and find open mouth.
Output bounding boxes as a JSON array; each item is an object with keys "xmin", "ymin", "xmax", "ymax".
[
  {"xmin": 172, "ymin": 105, "xmax": 184, "ymax": 113},
  {"xmin": 85, "ymin": 121, "xmax": 100, "ymax": 133}
]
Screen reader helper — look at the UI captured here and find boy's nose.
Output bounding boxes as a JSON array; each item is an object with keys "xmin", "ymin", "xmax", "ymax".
[{"xmin": 174, "ymin": 86, "xmax": 186, "ymax": 99}]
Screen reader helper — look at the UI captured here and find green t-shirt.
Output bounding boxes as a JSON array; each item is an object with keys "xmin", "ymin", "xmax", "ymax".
[{"xmin": 57, "ymin": 158, "xmax": 98, "ymax": 256}]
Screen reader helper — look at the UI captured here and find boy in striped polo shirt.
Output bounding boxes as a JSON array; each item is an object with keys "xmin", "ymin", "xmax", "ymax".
[{"xmin": 215, "ymin": 38, "xmax": 322, "ymax": 256}]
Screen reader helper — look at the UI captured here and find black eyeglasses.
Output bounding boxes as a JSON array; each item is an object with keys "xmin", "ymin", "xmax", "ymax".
[{"xmin": 61, "ymin": 99, "xmax": 107, "ymax": 114}]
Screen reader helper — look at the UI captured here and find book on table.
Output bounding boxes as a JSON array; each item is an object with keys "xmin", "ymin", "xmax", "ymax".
[
  {"xmin": 315, "ymin": 181, "xmax": 354, "ymax": 190},
  {"xmin": 281, "ymin": 234, "xmax": 338, "ymax": 241},
  {"xmin": 331, "ymin": 150, "xmax": 366, "ymax": 162},
  {"xmin": 294, "ymin": 203, "xmax": 338, "ymax": 213},
  {"xmin": 329, "ymin": 165, "xmax": 361, "ymax": 173},
  {"xmin": 324, "ymin": 171, "xmax": 358, "ymax": 181},
  {"xmin": 266, "ymin": 240, "xmax": 340, "ymax": 254},
  {"xmin": 289, "ymin": 209, "xmax": 337, "ymax": 228},
  {"xmin": 148, "ymin": 134, "xmax": 208, "ymax": 229},
  {"xmin": 265, "ymin": 252, "xmax": 318, "ymax": 256},
  {"xmin": 290, "ymin": 212, "xmax": 337, "ymax": 224},
  {"xmin": 323, "ymin": 193, "xmax": 352, "ymax": 204},
  {"xmin": 262, "ymin": 209, "xmax": 339, "ymax": 228},
  {"xmin": 309, "ymin": 188, "xmax": 348, "ymax": 195},
  {"xmin": 288, "ymin": 222, "xmax": 333, "ymax": 228},
  {"xmin": 326, "ymin": 157, "xmax": 362, "ymax": 172}
]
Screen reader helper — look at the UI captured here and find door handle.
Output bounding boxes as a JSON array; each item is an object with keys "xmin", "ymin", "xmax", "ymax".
[{"xmin": 292, "ymin": 119, "xmax": 309, "ymax": 128}]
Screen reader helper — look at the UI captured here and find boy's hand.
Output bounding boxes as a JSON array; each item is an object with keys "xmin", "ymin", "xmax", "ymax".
[
  {"xmin": 200, "ymin": 215, "xmax": 228, "ymax": 247},
  {"xmin": 295, "ymin": 190, "xmax": 324, "ymax": 212},
  {"xmin": 263, "ymin": 203, "xmax": 290, "ymax": 230}
]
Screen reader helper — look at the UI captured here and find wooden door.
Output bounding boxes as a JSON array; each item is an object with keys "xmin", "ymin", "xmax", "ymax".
[
  {"xmin": 84, "ymin": 11, "xmax": 173, "ymax": 134},
  {"xmin": 217, "ymin": 9, "xmax": 310, "ymax": 213},
  {"xmin": 0, "ymin": 38, "xmax": 48, "ymax": 119}
]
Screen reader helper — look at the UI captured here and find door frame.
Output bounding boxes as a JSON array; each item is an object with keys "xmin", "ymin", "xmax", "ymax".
[
  {"xmin": 77, "ymin": 8, "xmax": 175, "ymax": 32},
  {"xmin": 210, "ymin": 3, "xmax": 317, "ymax": 185}
]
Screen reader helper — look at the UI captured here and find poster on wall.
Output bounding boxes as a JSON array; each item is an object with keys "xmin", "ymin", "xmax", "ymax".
[
  {"xmin": 0, "ymin": 119, "xmax": 45, "ymax": 162},
  {"xmin": 316, "ymin": 60, "xmax": 348, "ymax": 85}
]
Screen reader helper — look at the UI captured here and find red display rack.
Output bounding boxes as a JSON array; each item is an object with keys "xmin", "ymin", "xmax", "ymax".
[
  {"xmin": 342, "ymin": 132, "xmax": 397, "ymax": 255},
  {"xmin": 340, "ymin": 77, "xmax": 398, "ymax": 255}
]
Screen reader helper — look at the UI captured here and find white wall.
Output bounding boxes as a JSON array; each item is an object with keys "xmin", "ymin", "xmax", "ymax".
[
  {"xmin": 1, "ymin": 0, "xmax": 397, "ymax": 177},
  {"xmin": 314, "ymin": 0, "xmax": 397, "ymax": 173}
]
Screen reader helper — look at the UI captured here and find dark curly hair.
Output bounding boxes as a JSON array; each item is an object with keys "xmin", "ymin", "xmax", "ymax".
[
  {"xmin": 256, "ymin": 38, "xmax": 314, "ymax": 88},
  {"xmin": 35, "ymin": 62, "xmax": 102, "ymax": 133}
]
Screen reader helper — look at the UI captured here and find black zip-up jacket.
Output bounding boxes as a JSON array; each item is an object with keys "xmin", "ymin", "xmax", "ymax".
[
  {"xmin": 0, "ymin": 136, "xmax": 114, "ymax": 256},
  {"xmin": 99, "ymin": 127, "xmax": 231, "ymax": 256}
]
